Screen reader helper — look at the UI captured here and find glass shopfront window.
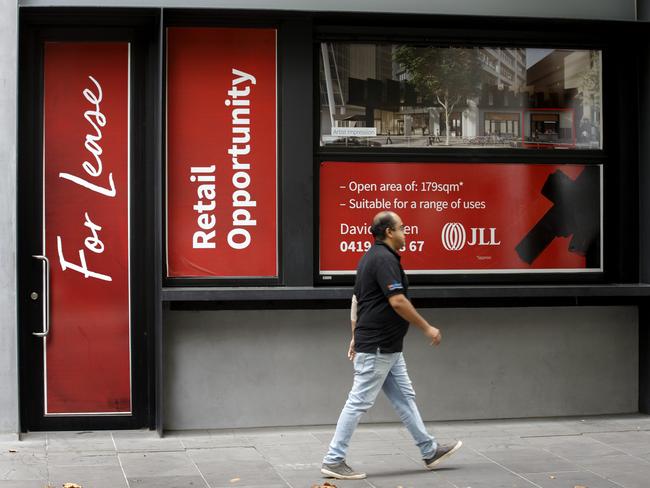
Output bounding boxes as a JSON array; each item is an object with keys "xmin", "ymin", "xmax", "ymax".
[{"xmin": 319, "ymin": 43, "xmax": 602, "ymax": 150}]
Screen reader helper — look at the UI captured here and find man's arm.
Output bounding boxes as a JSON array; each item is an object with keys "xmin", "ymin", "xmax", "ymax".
[
  {"xmin": 348, "ymin": 295, "xmax": 357, "ymax": 360},
  {"xmin": 388, "ymin": 294, "xmax": 441, "ymax": 345}
]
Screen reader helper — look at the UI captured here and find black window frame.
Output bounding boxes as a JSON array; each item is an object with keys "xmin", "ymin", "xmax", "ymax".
[
  {"xmin": 312, "ymin": 15, "xmax": 637, "ymax": 286},
  {"xmin": 161, "ymin": 9, "xmax": 286, "ymax": 287}
]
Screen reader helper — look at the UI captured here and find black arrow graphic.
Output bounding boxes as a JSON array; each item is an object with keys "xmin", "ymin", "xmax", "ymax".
[{"xmin": 515, "ymin": 167, "xmax": 600, "ymax": 267}]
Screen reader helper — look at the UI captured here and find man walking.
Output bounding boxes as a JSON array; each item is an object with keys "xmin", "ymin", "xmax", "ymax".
[{"xmin": 321, "ymin": 211, "xmax": 462, "ymax": 480}]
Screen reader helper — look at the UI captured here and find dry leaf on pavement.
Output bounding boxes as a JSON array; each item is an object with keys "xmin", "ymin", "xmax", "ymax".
[{"xmin": 63, "ymin": 483, "xmax": 83, "ymax": 488}]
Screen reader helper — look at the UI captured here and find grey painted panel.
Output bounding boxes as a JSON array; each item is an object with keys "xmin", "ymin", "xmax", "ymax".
[
  {"xmin": 0, "ymin": 0, "xmax": 18, "ymax": 434},
  {"xmin": 18, "ymin": 0, "xmax": 636, "ymax": 21},
  {"xmin": 164, "ymin": 306, "xmax": 638, "ymax": 430}
]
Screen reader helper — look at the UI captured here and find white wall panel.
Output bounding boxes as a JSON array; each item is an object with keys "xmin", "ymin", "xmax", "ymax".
[{"xmin": 0, "ymin": 0, "xmax": 18, "ymax": 436}]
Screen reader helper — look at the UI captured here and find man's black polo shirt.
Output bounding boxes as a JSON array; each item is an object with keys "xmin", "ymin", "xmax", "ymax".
[{"xmin": 353, "ymin": 241, "xmax": 409, "ymax": 353}]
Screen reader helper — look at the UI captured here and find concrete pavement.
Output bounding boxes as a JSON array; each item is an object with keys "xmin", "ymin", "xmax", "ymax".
[{"xmin": 2, "ymin": 414, "xmax": 650, "ymax": 488}]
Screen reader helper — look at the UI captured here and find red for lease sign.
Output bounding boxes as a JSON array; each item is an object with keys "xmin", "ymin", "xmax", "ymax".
[
  {"xmin": 44, "ymin": 42, "xmax": 131, "ymax": 414},
  {"xmin": 166, "ymin": 27, "xmax": 278, "ymax": 278},
  {"xmin": 320, "ymin": 162, "xmax": 602, "ymax": 275}
]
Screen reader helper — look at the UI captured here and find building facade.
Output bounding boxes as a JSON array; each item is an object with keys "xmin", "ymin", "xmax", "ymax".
[{"xmin": 2, "ymin": 0, "xmax": 650, "ymax": 436}]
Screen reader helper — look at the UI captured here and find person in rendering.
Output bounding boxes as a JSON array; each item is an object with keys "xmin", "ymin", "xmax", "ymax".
[{"xmin": 321, "ymin": 211, "xmax": 462, "ymax": 480}]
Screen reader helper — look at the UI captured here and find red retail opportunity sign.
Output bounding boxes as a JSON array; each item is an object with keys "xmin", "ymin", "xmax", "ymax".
[
  {"xmin": 44, "ymin": 43, "xmax": 131, "ymax": 414},
  {"xmin": 166, "ymin": 28, "xmax": 278, "ymax": 278},
  {"xmin": 320, "ymin": 162, "xmax": 602, "ymax": 275}
]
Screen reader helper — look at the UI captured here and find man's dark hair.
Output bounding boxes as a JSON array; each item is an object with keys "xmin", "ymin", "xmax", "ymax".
[{"xmin": 370, "ymin": 211, "xmax": 397, "ymax": 240}]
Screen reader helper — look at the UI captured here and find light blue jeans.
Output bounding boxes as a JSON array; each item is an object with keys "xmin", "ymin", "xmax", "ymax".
[{"xmin": 323, "ymin": 351, "xmax": 437, "ymax": 464}]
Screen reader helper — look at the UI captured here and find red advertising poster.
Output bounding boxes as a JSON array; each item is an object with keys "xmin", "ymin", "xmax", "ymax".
[
  {"xmin": 166, "ymin": 28, "xmax": 278, "ymax": 278},
  {"xmin": 44, "ymin": 43, "xmax": 131, "ymax": 413},
  {"xmin": 320, "ymin": 162, "xmax": 602, "ymax": 275}
]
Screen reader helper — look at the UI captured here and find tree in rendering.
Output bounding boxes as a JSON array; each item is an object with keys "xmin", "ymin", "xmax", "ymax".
[
  {"xmin": 394, "ymin": 46, "xmax": 483, "ymax": 145},
  {"xmin": 575, "ymin": 51, "xmax": 601, "ymax": 142}
]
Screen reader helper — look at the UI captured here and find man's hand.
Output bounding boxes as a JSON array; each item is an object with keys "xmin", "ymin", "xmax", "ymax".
[
  {"xmin": 425, "ymin": 326, "xmax": 442, "ymax": 346},
  {"xmin": 348, "ymin": 338, "xmax": 356, "ymax": 360},
  {"xmin": 388, "ymin": 293, "xmax": 442, "ymax": 346}
]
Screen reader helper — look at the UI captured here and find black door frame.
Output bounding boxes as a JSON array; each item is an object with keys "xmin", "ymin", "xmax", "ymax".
[{"xmin": 17, "ymin": 9, "xmax": 160, "ymax": 431}]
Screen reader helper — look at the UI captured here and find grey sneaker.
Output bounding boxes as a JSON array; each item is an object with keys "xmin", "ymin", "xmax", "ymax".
[
  {"xmin": 424, "ymin": 440, "xmax": 463, "ymax": 469},
  {"xmin": 321, "ymin": 461, "xmax": 367, "ymax": 480}
]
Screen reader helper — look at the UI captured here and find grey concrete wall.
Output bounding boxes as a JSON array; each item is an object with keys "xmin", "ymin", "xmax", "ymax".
[
  {"xmin": 0, "ymin": 0, "xmax": 18, "ymax": 435},
  {"xmin": 18, "ymin": 0, "xmax": 637, "ymax": 21},
  {"xmin": 164, "ymin": 306, "xmax": 638, "ymax": 430}
]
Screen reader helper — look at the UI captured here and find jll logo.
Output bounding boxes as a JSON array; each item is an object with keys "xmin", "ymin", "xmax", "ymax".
[{"xmin": 441, "ymin": 222, "xmax": 501, "ymax": 251}]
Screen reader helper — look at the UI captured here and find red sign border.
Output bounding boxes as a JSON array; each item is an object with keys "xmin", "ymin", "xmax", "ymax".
[
  {"xmin": 317, "ymin": 161, "xmax": 604, "ymax": 277},
  {"xmin": 42, "ymin": 41, "xmax": 133, "ymax": 416},
  {"xmin": 163, "ymin": 27, "xmax": 279, "ymax": 281}
]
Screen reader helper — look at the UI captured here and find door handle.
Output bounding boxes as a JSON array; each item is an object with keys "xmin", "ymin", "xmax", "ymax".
[{"xmin": 32, "ymin": 255, "xmax": 50, "ymax": 338}]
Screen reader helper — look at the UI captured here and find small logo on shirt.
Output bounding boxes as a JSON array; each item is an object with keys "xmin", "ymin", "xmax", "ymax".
[{"xmin": 387, "ymin": 282, "xmax": 404, "ymax": 291}]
